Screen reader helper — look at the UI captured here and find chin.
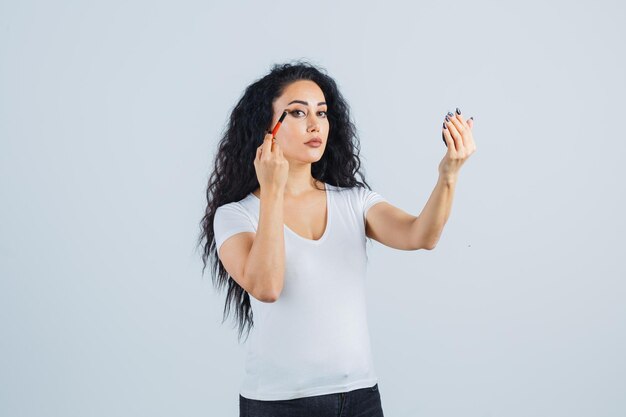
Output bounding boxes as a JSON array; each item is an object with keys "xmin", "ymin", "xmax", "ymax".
[
  {"xmin": 293, "ymin": 153, "xmax": 324, "ymax": 164},
  {"xmin": 307, "ymin": 151, "xmax": 325, "ymax": 162}
]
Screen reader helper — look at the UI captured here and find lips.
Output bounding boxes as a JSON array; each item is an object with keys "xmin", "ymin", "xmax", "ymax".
[{"xmin": 305, "ymin": 137, "xmax": 322, "ymax": 144}]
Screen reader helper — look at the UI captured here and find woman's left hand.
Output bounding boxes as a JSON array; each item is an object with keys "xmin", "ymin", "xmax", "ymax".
[{"xmin": 439, "ymin": 108, "xmax": 477, "ymax": 182}]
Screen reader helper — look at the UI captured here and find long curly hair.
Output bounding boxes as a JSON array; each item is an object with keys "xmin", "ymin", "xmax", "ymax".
[{"xmin": 197, "ymin": 59, "xmax": 375, "ymax": 343}]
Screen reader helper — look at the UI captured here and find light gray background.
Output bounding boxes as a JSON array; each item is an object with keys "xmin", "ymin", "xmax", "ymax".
[{"xmin": 1, "ymin": 1, "xmax": 624, "ymax": 416}]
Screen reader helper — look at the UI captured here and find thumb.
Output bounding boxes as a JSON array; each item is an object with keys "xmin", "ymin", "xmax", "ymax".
[{"xmin": 467, "ymin": 117, "xmax": 474, "ymax": 129}]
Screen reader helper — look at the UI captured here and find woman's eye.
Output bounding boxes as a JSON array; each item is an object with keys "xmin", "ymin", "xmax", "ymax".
[{"xmin": 289, "ymin": 109, "xmax": 327, "ymax": 117}]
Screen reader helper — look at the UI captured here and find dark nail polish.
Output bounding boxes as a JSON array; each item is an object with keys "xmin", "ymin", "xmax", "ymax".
[
  {"xmin": 443, "ymin": 121, "xmax": 447, "ymax": 129},
  {"xmin": 447, "ymin": 111, "xmax": 454, "ymax": 117},
  {"xmin": 456, "ymin": 107, "xmax": 461, "ymax": 115},
  {"xmin": 470, "ymin": 116, "xmax": 474, "ymax": 120},
  {"xmin": 442, "ymin": 132, "xmax": 447, "ymax": 146},
  {"xmin": 445, "ymin": 116, "xmax": 450, "ymax": 122}
]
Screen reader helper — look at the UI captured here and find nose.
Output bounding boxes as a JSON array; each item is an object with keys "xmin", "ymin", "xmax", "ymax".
[{"xmin": 307, "ymin": 119, "xmax": 320, "ymax": 133}]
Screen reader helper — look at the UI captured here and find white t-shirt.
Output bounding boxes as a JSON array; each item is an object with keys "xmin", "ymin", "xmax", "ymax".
[{"xmin": 213, "ymin": 183, "xmax": 387, "ymax": 401}]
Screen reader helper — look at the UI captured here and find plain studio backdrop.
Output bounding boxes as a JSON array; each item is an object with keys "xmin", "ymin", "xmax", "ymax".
[{"xmin": 1, "ymin": 1, "xmax": 625, "ymax": 416}]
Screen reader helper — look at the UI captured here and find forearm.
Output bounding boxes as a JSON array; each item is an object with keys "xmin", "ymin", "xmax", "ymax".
[
  {"xmin": 411, "ymin": 175, "xmax": 457, "ymax": 249},
  {"xmin": 244, "ymin": 188, "xmax": 286, "ymax": 301}
]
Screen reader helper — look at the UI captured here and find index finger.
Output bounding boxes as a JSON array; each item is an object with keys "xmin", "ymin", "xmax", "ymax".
[
  {"xmin": 452, "ymin": 108, "xmax": 470, "ymax": 131},
  {"xmin": 262, "ymin": 133, "xmax": 274, "ymax": 157}
]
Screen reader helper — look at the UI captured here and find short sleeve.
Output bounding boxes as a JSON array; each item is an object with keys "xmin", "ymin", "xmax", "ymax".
[
  {"xmin": 213, "ymin": 203, "xmax": 256, "ymax": 252},
  {"xmin": 357, "ymin": 187, "xmax": 388, "ymax": 223}
]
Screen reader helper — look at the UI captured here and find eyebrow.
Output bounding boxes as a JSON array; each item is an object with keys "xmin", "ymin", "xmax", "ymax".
[{"xmin": 287, "ymin": 100, "xmax": 327, "ymax": 106}]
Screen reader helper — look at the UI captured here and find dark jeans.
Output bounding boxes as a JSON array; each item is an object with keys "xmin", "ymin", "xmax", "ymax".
[{"xmin": 239, "ymin": 383, "xmax": 384, "ymax": 417}]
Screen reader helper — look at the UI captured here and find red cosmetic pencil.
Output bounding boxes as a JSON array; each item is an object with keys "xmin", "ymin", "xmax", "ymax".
[{"xmin": 271, "ymin": 110, "xmax": 288, "ymax": 139}]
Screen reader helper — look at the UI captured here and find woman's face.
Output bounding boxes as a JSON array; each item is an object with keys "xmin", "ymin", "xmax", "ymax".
[{"xmin": 270, "ymin": 80, "xmax": 329, "ymax": 164}]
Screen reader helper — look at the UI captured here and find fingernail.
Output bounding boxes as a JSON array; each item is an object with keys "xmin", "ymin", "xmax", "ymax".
[
  {"xmin": 447, "ymin": 111, "xmax": 454, "ymax": 117},
  {"xmin": 445, "ymin": 115, "xmax": 450, "ymax": 122},
  {"xmin": 456, "ymin": 107, "xmax": 461, "ymax": 115},
  {"xmin": 443, "ymin": 121, "xmax": 447, "ymax": 129},
  {"xmin": 470, "ymin": 116, "xmax": 474, "ymax": 120}
]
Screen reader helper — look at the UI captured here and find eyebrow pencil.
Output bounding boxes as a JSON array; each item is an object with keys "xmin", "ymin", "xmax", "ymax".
[{"xmin": 271, "ymin": 110, "xmax": 288, "ymax": 139}]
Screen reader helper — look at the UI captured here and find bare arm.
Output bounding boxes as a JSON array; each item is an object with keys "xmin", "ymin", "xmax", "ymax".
[
  {"xmin": 410, "ymin": 175, "xmax": 457, "ymax": 250},
  {"xmin": 243, "ymin": 188, "xmax": 286, "ymax": 302},
  {"xmin": 367, "ymin": 110, "xmax": 476, "ymax": 251}
]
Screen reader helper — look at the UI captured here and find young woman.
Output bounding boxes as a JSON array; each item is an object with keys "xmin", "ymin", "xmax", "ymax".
[{"xmin": 198, "ymin": 61, "xmax": 476, "ymax": 416}]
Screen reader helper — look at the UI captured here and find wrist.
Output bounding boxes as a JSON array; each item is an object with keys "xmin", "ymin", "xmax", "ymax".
[
  {"xmin": 438, "ymin": 174, "xmax": 458, "ymax": 187},
  {"xmin": 260, "ymin": 187, "xmax": 285, "ymax": 200}
]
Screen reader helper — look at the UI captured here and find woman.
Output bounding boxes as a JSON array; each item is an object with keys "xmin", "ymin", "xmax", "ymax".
[{"xmin": 198, "ymin": 60, "xmax": 476, "ymax": 416}]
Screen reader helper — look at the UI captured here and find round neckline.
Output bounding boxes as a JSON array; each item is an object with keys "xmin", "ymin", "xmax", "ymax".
[{"xmin": 249, "ymin": 183, "xmax": 331, "ymax": 244}]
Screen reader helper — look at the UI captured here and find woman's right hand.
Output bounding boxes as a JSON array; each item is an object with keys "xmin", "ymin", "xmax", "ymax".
[{"xmin": 253, "ymin": 133, "xmax": 289, "ymax": 193}]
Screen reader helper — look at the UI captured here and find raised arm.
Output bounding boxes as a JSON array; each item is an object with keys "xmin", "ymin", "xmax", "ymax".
[
  {"xmin": 366, "ymin": 108, "xmax": 476, "ymax": 250},
  {"xmin": 365, "ymin": 176, "xmax": 456, "ymax": 251}
]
